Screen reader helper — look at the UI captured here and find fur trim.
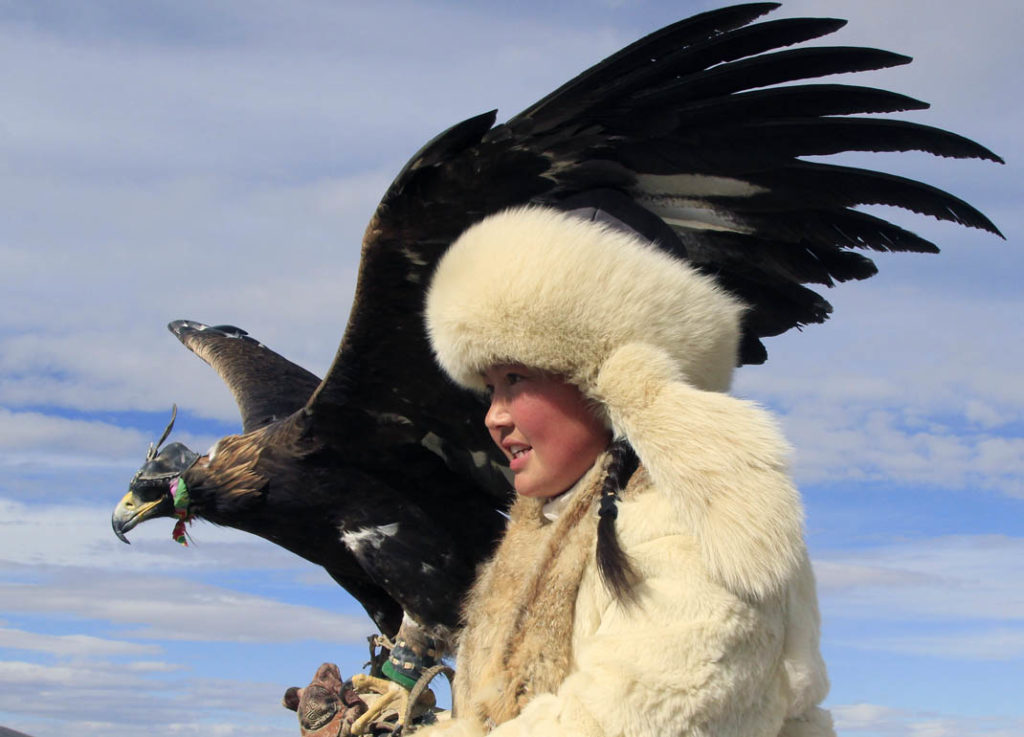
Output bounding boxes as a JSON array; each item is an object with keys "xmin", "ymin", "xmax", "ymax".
[
  {"xmin": 454, "ymin": 460, "xmax": 608, "ymax": 727},
  {"xmin": 594, "ymin": 342, "xmax": 805, "ymax": 599},
  {"xmin": 779, "ymin": 708, "xmax": 836, "ymax": 737},
  {"xmin": 426, "ymin": 206, "xmax": 745, "ymax": 395},
  {"xmin": 782, "ymin": 554, "xmax": 830, "ymax": 717}
]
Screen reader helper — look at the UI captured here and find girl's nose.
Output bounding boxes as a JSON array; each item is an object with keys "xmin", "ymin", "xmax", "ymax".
[{"xmin": 484, "ymin": 396, "xmax": 511, "ymax": 431}]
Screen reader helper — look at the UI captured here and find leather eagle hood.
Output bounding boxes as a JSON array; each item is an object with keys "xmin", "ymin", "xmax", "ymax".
[{"xmin": 427, "ymin": 206, "xmax": 806, "ymax": 600}]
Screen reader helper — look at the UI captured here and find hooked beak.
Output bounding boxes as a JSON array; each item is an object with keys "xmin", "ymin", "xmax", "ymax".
[
  {"xmin": 113, "ymin": 421, "xmax": 200, "ymax": 544},
  {"xmin": 111, "ymin": 488, "xmax": 174, "ymax": 544}
]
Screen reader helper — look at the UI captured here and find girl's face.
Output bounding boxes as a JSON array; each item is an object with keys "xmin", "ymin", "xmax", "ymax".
[{"xmin": 483, "ymin": 364, "xmax": 610, "ymax": 499}]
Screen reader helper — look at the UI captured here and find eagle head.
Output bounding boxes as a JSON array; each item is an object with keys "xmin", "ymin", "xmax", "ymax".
[{"xmin": 111, "ymin": 406, "xmax": 200, "ymax": 543}]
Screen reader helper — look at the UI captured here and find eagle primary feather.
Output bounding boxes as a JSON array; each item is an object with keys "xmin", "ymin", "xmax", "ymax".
[{"xmin": 111, "ymin": 1, "xmax": 1001, "ymax": 690}]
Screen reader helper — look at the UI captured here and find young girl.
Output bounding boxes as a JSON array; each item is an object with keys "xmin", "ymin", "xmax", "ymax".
[{"xmin": 419, "ymin": 206, "xmax": 832, "ymax": 737}]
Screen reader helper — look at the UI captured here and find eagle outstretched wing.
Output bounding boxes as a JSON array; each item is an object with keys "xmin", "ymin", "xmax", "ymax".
[
  {"xmin": 318, "ymin": 2, "xmax": 1001, "ymax": 447},
  {"xmin": 169, "ymin": 321, "xmax": 322, "ymax": 433}
]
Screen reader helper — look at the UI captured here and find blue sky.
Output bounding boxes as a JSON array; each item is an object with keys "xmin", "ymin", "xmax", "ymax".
[{"xmin": 1, "ymin": 1, "xmax": 1021, "ymax": 735}]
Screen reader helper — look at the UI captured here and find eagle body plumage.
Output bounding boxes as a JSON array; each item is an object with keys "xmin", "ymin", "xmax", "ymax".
[
  {"xmin": 114, "ymin": 321, "xmax": 508, "ymax": 641},
  {"xmin": 190, "ymin": 423, "xmax": 497, "ymax": 638},
  {"xmin": 111, "ymin": 1, "xmax": 1001, "ymax": 687}
]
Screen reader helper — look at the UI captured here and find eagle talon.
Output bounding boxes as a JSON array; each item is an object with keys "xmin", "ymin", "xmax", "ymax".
[{"xmin": 349, "ymin": 674, "xmax": 411, "ymax": 736}]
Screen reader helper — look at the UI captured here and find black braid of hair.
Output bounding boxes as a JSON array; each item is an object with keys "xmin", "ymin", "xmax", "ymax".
[{"xmin": 596, "ymin": 438, "xmax": 640, "ymax": 604}]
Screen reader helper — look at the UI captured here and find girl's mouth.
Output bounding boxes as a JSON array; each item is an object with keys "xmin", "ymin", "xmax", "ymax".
[{"xmin": 508, "ymin": 445, "xmax": 532, "ymax": 471}]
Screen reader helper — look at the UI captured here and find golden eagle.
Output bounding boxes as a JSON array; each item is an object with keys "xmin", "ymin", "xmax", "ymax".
[{"xmin": 111, "ymin": 1, "xmax": 1001, "ymax": 692}]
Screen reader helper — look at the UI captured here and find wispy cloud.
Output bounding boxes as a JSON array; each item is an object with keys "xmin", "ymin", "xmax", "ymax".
[
  {"xmin": 0, "ymin": 409, "xmax": 158, "ymax": 459},
  {"xmin": 832, "ymin": 702, "xmax": 1024, "ymax": 737},
  {"xmin": 1, "ymin": 568, "xmax": 370, "ymax": 643},
  {"xmin": 853, "ymin": 627, "xmax": 1024, "ymax": 662},
  {"xmin": 816, "ymin": 535, "xmax": 1024, "ymax": 643},
  {"xmin": 736, "ymin": 283, "xmax": 1024, "ymax": 497},
  {"xmin": 0, "ymin": 627, "xmax": 161, "ymax": 658},
  {"xmin": 0, "ymin": 660, "xmax": 296, "ymax": 737},
  {"xmin": 0, "ymin": 495, "xmax": 325, "ymax": 572}
]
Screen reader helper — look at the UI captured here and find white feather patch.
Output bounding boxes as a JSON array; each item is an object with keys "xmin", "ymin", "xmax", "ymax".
[{"xmin": 340, "ymin": 522, "xmax": 400, "ymax": 553}]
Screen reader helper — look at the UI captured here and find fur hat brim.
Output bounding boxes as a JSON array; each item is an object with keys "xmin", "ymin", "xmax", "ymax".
[{"xmin": 426, "ymin": 206, "xmax": 745, "ymax": 397}]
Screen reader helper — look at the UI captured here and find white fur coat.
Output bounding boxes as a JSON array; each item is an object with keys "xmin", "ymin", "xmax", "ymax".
[
  {"xmin": 422, "ymin": 206, "xmax": 833, "ymax": 736},
  {"xmin": 417, "ymin": 381, "xmax": 834, "ymax": 737}
]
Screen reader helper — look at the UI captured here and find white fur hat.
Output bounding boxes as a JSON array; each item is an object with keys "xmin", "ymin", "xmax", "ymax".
[{"xmin": 426, "ymin": 205, "xmax": 745, "ymax": 400}]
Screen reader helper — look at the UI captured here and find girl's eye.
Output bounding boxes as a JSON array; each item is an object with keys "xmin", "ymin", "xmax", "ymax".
[{"xmin": 506, "ymin": 372, "xmax": 524, "ymax": 385}]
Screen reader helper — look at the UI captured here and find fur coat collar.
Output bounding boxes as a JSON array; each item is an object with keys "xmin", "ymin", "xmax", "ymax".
[{"xmin": 453, "ymin": 456, "xmax": 624, "ymax": 727}]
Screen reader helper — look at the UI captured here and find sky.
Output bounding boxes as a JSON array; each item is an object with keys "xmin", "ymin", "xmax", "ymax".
[{"xmin": 1, "ymin": 0, "xmax": 1021, "ymax": 735}]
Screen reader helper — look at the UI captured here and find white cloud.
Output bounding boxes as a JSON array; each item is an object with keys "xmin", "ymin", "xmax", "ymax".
[
  {"xmin": 833, "ymin": 703, "xmax": 907, "ymax": 732},
  {"xmin": 127, "ymin": 660, "xmax": 185, "ymax": 673},
  {"xmin": 0, "ymin": 408, "xmax": 156, "ymax": 459},
  {"xmin": 0, "ymin": 660, "xmax": 151, "ymax": 689},
  {"xmin": 0, "ymin": 627, "xmax": 161, "ymax": 658},
  {"xmin": 735, "ymin": 283, "xmax": 1024, "ymax": 497},
  {"xmin": 815, "ymin": 535, "xmax": 1024, "ymax": 623},
  {"xmin": 831, "ymin": 702, "xmax": 1024, "ymax": 737},
  {"xmin": 0, "ymin": 515, "xmax": 372, "ymax": 642},
  {"xmin": 771, "ymin": 0, "xmax": 1023, "ymax": 155},
  {"xmin": 854, "ymin": 627, "xmax": 1024, "ymax": 662},
  {"xmin": 0, "ymin": 569, "xmax": 370, "ymax": 643},
  {"xmin": 0, "ymin": 496, "xmax": 322, "ymax": 572},
  {"xmin": 0, "ymin": 494, "xmax": 376, "ymax": 652},
  {"xmin": 0, "ymin": 660, "xmax": 297, "ymax": 737},
  {"xmin": 0, "ymin": 171, "xmax": 373, "ymax": 421}
]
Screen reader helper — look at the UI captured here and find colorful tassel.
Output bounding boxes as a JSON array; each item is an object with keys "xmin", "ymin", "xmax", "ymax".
[{"xmin": 169, "ymin": 477, "xmax": 192, "ymax": 546}]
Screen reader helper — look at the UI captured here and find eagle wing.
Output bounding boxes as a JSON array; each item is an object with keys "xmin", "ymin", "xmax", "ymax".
[
  {"xmin": 308, "ymin": 1, "xmax": 1000, "ymax": 484},
  {"xmin": 169, "ymin": 320, "xmax": 322, "ymax": 433}
]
